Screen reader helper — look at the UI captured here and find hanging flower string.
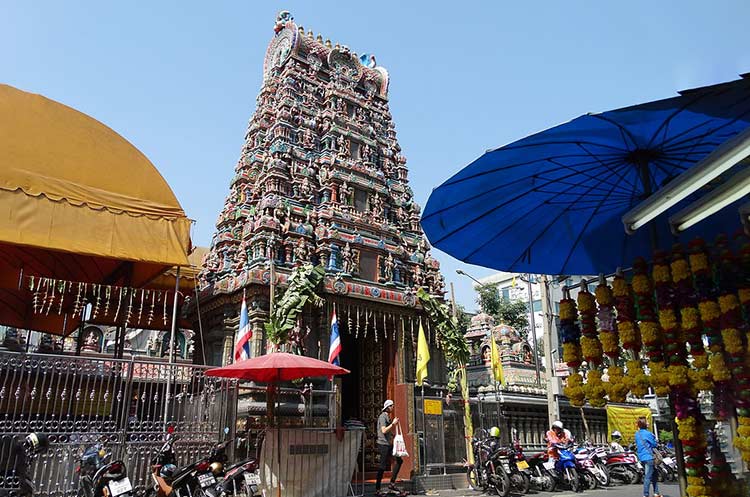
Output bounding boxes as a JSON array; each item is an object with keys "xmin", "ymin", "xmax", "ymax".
[
  {"xmin": 596, "ymin": 275, "xmax": 627, "ymax": 402},
  {"xmin": 690, "ymin": 239, "xmax": 733, "ymax": 419},
  {"xmin": 613, "ymin": 264, "xmax": 648, "ymax": 397},
  {"xmin": 578, "ymin": 283, "xmax": 606, "ymax": 407},
  {"xmin": 560, "ymin": 290, "xmax": 585, "ymax": 406},
  {"xmin": 672, "ymin": 246, "xmax": 713, "ymax": 394}
]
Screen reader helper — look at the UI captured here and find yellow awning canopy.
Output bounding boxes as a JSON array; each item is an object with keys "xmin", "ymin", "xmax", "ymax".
[{"xmin": 0, "ymin": 84, "xmax": 193, "ymax": 334}]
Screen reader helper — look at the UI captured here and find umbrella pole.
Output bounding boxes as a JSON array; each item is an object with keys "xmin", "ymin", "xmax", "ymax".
[{"xmin": 163, "ymin": 267, "xmax": 180, "ymax": 426}]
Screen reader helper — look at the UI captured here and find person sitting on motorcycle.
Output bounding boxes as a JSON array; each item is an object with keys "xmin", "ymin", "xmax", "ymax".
[
  {"xmin": 610, "ymin": 430, "xmax": 625, "ymax": 452},
  {"xmin": 546, "ymin": 420, "xmax": 571, "ymax": 459}
]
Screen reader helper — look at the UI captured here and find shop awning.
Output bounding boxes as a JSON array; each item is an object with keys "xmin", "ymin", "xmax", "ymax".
[{"xmin": 0, "ymin": 84, "xmax": 193, "ymax": 334}]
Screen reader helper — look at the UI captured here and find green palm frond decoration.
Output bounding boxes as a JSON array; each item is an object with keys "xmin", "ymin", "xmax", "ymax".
[{"xmin": 265, "ymin": 264, "xmax": 326, "ymax": 345}]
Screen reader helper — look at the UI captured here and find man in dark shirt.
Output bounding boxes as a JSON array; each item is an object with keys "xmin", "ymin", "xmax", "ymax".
[{"xmin": 376, "ymin": 399, "xmax": 402, "ymax": 494}]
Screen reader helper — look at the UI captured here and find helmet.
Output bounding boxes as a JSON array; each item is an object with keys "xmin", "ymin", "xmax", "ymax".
[
  {"xmin": 552, "ymin": 420, "xmax": 564, "ymax": 430},
  {"xmin": 209, "ymin": 461, "xmax": 224, "ymax": 476},
  {"xmin": 489, "ymin": 426, "xmax": 501, "ymax": 438},
  {"xmin": 160, "ymin": 464, "xmax": 177, "ymax": 479},
  {"xmin": 612, "ymin": 430, "xmax": 622, "ymax": 439}
]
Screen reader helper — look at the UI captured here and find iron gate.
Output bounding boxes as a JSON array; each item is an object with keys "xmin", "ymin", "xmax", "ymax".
[{"xmin": 0, "ymin": 350, "xmax": 236, "ymax": 496}]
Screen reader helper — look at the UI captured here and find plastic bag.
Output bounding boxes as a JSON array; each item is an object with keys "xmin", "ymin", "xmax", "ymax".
[{"xmin": 392, "ymin": 424, "xmax": 408, "ymax": 458}]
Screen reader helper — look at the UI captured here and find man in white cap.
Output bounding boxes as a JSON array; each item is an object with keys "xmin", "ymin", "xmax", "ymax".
[{"xmin": 375, "ymin": 399, "xmax": 402, "ymax": 494}]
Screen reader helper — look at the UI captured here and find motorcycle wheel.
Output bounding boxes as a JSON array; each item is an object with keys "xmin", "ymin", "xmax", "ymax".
[
  {"xmin": 491, "ymin": 467, "xmax": 511, "ymax": 497},
  {"xmin": 594, "ymin": 463, "xmax": 610, "ymax": 487},
  {"xmin": 542, "ymin": 474, "xmax": 556, "ymax": 493},
  {"xmin": 566, "ymin": 467, "xmax": 581, "ymax": 493},
  {"xmin": 626, "ymin": 466, "xmax": 640, "ymax": 485},
  {"xmin": 510, "ymin": 472, "xmax": 530, "ymax": 495},
  {"xmin": 582, "ymin": 471, "xmax": 597, "ymax": 490},
  {"xmin": 466, "ymin": 468, "xmax": 483, "ymax": 492}
]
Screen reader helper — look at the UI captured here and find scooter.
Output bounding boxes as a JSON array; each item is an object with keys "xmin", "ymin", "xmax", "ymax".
[
  {"xmin": 551, "ymin": 443, "xmax": 581, "ymax": 492},
  {"xmin": 519, "ymin": 450, "xmax": 556, "ymax": 492},
  {"xmin": 574, "ymin": 445, "xmax": 609, "ymax": 487},
  {"xmin": 604, "ymin": 449, "xmax": 640, "ymax": 484},
  {"xmin": 77, "ymin": 444, "xmax": 133, "ymax": 497},
  {"xmin": 494, "ymin": 444, "xmax": 530, "ymax": 495},
  {"xmin": 214, "ymin": 432, "xmax": 264, "ymax": 497}
]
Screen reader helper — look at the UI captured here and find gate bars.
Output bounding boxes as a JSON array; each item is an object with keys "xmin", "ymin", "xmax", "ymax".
[{"xmin": 0, "ymin": 350, "xmax": 236, "ymax": 496}]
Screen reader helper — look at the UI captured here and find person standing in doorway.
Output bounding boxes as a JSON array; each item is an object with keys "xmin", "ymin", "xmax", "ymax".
[
  {"xmin": 375, "ymin": 399, "xmax": 402, "ymax": 495},
  {"xmin": 635, "ymin": 416, "xmax": 661, "ymax": 497}
]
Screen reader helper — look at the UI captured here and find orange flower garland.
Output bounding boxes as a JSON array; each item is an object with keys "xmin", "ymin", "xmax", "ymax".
[
  {"xmin": 612, "ymin": 269, "xmax": 643, "ymax": 398},
  {"xmin": 560, "ymin": 294, "xmax": 584, "ymax": 406}
]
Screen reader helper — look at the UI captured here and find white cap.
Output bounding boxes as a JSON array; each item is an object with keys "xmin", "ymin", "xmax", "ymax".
[
  {"xmin": 382, "ymin": 399, "xmax": 394, "ymax": 411},
  {"xmin": 552, "ymin": 420, "xmax": 563, "ymax": 429}
]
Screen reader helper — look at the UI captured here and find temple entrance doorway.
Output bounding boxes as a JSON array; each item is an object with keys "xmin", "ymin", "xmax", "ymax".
[{"xmin": 339, "ymin": 328, "xmax": 387, "ymax": 470}]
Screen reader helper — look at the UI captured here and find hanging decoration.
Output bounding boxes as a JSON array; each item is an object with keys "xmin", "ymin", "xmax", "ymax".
[
  {"xmin": 595, "ymin": 276, "xmax": 627, "ymax": 403},
  {"xmin": 559, "ymin": 292, "xmax": 585, "ymax": 406},
  {"xmin": 578, "ymin": 285, "xmax": 605, "ymax": 407},
  {"xmin": 22, "ymin": 274, "xmax": 175, "ymax": 327},
  {"xmin": 612, "ymin": 265, "xmax": 648, "ymax": 397}
]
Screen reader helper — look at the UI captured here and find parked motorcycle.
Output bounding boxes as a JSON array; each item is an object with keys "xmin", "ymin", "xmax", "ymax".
[
  {"xmin": 604, "ymin": 449, "xmax": 640, "ymax": 485},
  {"xmin": 214, "ymin": 458, "xmax": 261, "ymax": 497},
  {"xmin": 574, "ymin": 445, "xmax": 609, "ymax": 487},
  {"xmin": 513, "ymin": 441, "xmax": 555, "ymax": 492},
  {"xmin": 149, "ymin": 432, "xmax": 231, "ymax": 497},
  {"xmin": 77, "ymin": 444, "xmax": 133, "ymax": 497},
  {"xmin": 550, "ymin": 443, "xmax": 581, "ymax": 492},
  {"xmin": 494, "ymin": 445, "xmax": 530, "ymax": 495},
  {"xmin": 466, "ymin": 431, "xmax": 511, "ymax": 496},
  {"xmin": 0, "ymin": 432, "xmax": 49, "ymax": 497}
]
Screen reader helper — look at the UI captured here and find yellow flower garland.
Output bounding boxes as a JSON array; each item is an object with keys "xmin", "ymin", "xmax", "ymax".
[
  {"xmin": 722, "ymin": 328, "xmax": 743, "ymax": 355},
  {"xmin": 659, "ymin": 309, "xmax": 678, "ymax": 332},
  {"xmin": 559, "ymin": 299, "xmax": 577, "ymax": 321},
  {"xmin": 618, "ymin": 321, "xmax": 637, "ymax": 348},
  {"xmin": 698, "ymin": 300, "xmax": 720, "ymax": 323},
  {"xmin": 709, "ymin": 354, "xmax": 732, "ymax": 383},
  {"xmin": 562, "ymin": 342, "xmax": 582, "ymax": 365},
  {"xmin": 600, "ymin": 331, "xmax": 619, "ymax": 356},
  {"xmin": 594, "ymin": 284, "xmax": 613, "ymax": 306},
  {"xmin": 689, "ymin": 251, "xmax": 709, "ymax": 273},
  {"xmin": 605, "ymin": 366, "xmax": 629, "ymax": 403},
  {"xmin": 612, "ymin": 277, "xmax": 628, "ymax": 297},
  {"xmin": 639, "ymin": 321, "xmax": 660, "ymax": 346},
  {"xmin": 631, "ymin": 273, "xmax": 651, "ymax": 294},
  {"xmin": 669, "ymin": 364, "xmax": 690, "ymax": 387},
  {"xmin": 577, "ymin": 291, "xmax": 596, "ymax": 313},
  {"xmin": 564, "ymin": 372, "xmax": 585, "ymax": 407},
  {"xmin": 719, "ymin": 294, "xmax": 740, "ymax": 313},
  {"xmin": 580, "ymin": 336, "xmax": 603, "ymax": 363},
  {"xmin": 670, "ymin": 258, "xmax": 690, "ymax": 282},
  {"xmin": 648, "ymin": 360, "xmax": 672, "ymax": 396},
  {"xmin": 626, "ymin": 359, "xmax": 650, "ymax": 397}
]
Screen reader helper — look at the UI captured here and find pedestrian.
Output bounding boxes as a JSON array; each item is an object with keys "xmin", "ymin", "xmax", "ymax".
[
  {"xmin": 635, "ymin": 416, "xmax": 662, "ymax": 497},
  {"xmin": 375, "ymin": 399, "xmax": 403, "ymax": 495}
]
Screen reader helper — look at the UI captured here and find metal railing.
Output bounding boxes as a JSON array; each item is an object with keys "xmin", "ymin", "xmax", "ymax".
[{"xmin": 0, "ymin": 350, "xmax": 235, "ymax": 496}]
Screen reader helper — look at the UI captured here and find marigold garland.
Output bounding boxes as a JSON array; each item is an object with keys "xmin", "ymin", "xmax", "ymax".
[
  {"xmin": 560, "ymin": 293, "xmax": 584, "ymax": 405},
  {"xmin": 605, "ymin": 365, "xmax": 629, "ymax": 403},
  {"xmin": 563, "ymin": 372, "xmax": 585, "ymax": 406},
  {"xmin": 583, "ymin": 370, "xmax": 607, "ymax": 407}
]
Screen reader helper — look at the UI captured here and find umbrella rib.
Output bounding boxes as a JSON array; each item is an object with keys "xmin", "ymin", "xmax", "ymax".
[
  {"xmin": 559, "ymin": 178, "xmax": 624, "ymax": 272},
  {"xmin": 587, "ymin": 114, "xmax": 640, "ymax": 150},
  {"xmin": 646, "ymin": 91, "xmax": 713, "ymax": 149},
  {"xmin": 424, "ymin": 163, "xmax": 606, "ymax": 224},
  {"xmin": 545, "ymin": 157, "xmax": 633, "ymax": 195},
  {"xmin": 574, "ymin": 143, "xmax": 638, "ymax": 192},
  {"xmin": 442, "ymin": 143, "xmax": 628, "ymax": 187},
  {"xmin": 463, "ymin": 164, "xmax": 623, "ymax": 264}
]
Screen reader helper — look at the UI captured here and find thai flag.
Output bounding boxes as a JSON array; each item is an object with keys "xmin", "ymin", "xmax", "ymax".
[
  {"xmin": 328, "ymin": 310, "xmax": 341, "ymax": 366},
  {"xmin": 234, "ymin": 295, "xmax": 252, "ymax": 362}
]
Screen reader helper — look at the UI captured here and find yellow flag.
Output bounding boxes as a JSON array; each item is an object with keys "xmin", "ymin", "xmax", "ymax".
[
  {"xmin": 511, "ymin": 275, "xmax": 517, "ymax": 287},
  {"xmin": 490, "ymin": 335, "xmax": 504, "ymax": 384},
  {"xmin": 416, "ymin": 322, "xmax": 430, "ymax": 386}
]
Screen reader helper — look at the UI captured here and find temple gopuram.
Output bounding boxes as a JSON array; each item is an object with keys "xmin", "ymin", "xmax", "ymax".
[{"xmin": 196, "ymin": 11, "xmax": 447, "ymax": 474}]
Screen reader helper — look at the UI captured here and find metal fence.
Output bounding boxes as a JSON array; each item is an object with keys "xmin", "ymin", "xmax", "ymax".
[{"xmin": 0, "ymin": 350, "xmax": 235, "ymax": 496}]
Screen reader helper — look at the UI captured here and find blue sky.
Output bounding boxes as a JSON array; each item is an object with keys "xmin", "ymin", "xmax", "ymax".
[{"xmin": 3, "ymin": 1, "xmax": 748, "ymax": 310}]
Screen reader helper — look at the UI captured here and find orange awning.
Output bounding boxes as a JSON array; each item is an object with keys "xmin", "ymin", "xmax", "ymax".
[{"xmin": 0, "ymin": 84, "xmax": 193, "ymax": 334}]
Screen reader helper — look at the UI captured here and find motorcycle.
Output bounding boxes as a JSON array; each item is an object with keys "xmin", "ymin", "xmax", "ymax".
[
  {"xmin": 574, "ymin": 445, "xmax": 609, "ymax": 487},
  {"xmin": 214, "ymin": 458, "xmax": 261, "ymax": 497},
  {"xmin": 550, "ymin": 443, "xmax": 581, "ymax": 492},
  {"xmin": 466, "ymin": 430, "xmax": 511, "ymax": 496},
  {"xmin": 494, "ymin": 444, "xmax": 530, "ymax": 495},
  {"xmin": 604, "ymin": 449, "xmax": 640, "ymax": 485},
  {"xmin": 0, "ymin": 432, "xmax": 49, "ymax": 497},
  {"xmin": 77, "ymin": 444, "xmax": 133, "ymax": 497},
  {"xmin": 518, "ymin": 449, "xmax": 556, "ymax": 492},
  {"xmin": 149, "ymin": 431, "xmax": 231, "ymax": 497},
  {"xmin": 655, "ymin": 445, "xmax": 677, "ymax": 482}
]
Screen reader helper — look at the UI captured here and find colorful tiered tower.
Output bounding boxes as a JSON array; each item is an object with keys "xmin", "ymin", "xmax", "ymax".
[{"xmin": 197, "ymin": 11, "xmax": 446, "ymax": 473}]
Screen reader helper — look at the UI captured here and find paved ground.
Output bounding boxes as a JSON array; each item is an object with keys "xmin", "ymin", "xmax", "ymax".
[{"xmin": 401, "ymin": 482, "xmax": 679, "ymax": 497}]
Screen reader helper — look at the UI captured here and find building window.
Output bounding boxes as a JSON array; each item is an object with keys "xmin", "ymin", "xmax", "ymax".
[
  {"xmin": 501, "ymin": 287, "xmax": 510, "ymax": 301},
  {"xmin": 532, "ymin": 300, "xmax": 542, "ymax": 312},
  {"xmin": 358, "ymin": 250, "xmax": 378, "ymax": 281},
  {"xmin": 353, "ymin": 188, "xmax": 368, "ymax": 212}
]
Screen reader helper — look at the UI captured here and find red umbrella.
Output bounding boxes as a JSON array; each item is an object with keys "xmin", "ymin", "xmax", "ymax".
[
  {"xmin": 206, "ymin": 353, "xmax": 349, "ymax": 497},
  {"xmin": 205, "ymin": 352, "xmax": 349, "ymax": 382}
]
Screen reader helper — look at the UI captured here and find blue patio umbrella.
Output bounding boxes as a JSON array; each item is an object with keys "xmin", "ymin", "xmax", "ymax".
[{"xmin": 421, "ymin": 75, "xmax": 750, "ymax": 275}]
